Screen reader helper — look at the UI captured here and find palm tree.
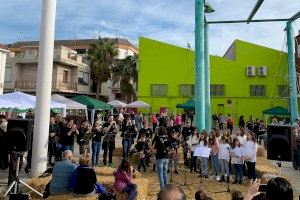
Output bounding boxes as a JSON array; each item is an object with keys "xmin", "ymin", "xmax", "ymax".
[
  {"xmin": 112, "ymin": 55, "xmax": 138, "ymax": 102},
  {"xmin": 88, "ymin": 37, "xmax": 118, "ymax": 99}
]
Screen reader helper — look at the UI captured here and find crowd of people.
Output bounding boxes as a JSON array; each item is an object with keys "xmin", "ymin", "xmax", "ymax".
[{"xmin": 0, "ymin": 109, "xmax": 299, "ymax": 200}]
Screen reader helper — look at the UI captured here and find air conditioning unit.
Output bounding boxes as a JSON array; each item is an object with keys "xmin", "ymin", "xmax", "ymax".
[
  {"xmin": 246, "ymin": 66, "xmax": 255, "ymax": 76},
  {"xmin": 258, "ymin": 66, "xmax": 267, "ymax": 76}
]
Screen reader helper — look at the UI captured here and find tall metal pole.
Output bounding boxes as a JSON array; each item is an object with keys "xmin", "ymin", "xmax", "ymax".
[
  {"xmin": 286, "ymin": 21, "xmax": 299, "ymax": 124},
  {"xmin": 195, "ymin": 0, "xmax": 205, "ymax": 130},
  {"xmin": 32, "ymin": 0, "xmax": 57, "ymax": 177},
  {"xmin": 204, "ymin": 24, "xmax": 211, "ymax": 131}
]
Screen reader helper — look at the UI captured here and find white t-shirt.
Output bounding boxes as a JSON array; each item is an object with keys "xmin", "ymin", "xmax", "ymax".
[
  {"xmin": 218, "ymin": 143, "xmax": 231, "ymax": 161},
  {"xmin": 237, "ymin": 135, "xmax": 247, "ymax": 146},
  {"xmin": 243, "ymin": 140, "xmax": 258, "ymax": 163},
  {"xmin": 231, "ymin": 146, "xmax": 244, "ymax": 164},
  {"xmin": 188, "ymin": 135, "xmax": 199, "ymax": 152}
]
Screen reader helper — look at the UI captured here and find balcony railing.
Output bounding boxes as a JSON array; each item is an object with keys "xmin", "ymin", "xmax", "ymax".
[{"xmin": 15, "ymin": 81, "xmax": 77, "ymax": 91}]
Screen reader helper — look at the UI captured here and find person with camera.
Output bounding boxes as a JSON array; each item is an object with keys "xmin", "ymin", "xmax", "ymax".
[
  {"xmin": 91, "ymin": 121, "xmax": 104, "ymax": 167},
  {"xmin": 113, "ymin": 158, "xmax": 138, "ymax": 200},
  {"xmin": 77, "ymin": 119, "xmax": 92, "ymax": 155},
  {"xmin": 121, "ymin": 117, "xmax": 137, "ymax": 158},
  {"xmin": 48, "ymin": 116, "xmax": 60, "ymax": 166},
  {"xmin": 60, "ymin": 118, "xmax": 79, "ymax": 153},
  {"xmin": 153, "ymin": 118, "xmax": 172, "ymax": 189},
  {"xmin": 102, "ymin": 115, "xmax": 118, "ymax": 166}
]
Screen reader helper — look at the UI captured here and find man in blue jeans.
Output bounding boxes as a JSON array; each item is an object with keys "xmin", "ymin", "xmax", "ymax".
[{"xmin": 153, "ymin": 118, "xmax": 172, "ymax": 189}]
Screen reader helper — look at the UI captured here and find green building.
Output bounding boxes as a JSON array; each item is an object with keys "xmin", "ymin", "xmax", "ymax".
[{"xmin": 138, "ymin": 37, "xmax": 290, "ymax": 122}]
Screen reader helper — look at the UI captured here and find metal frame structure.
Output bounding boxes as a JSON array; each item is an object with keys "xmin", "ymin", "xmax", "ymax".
[{"xmin": 195, "ymin": 0, "xmax": 300, "ymax": 130}]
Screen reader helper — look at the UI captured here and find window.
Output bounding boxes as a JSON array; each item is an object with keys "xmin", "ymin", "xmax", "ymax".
[
  {"xmin": 151, "ymin": 84, "xmax": 167, "ymax": 96},
  {"xmin": 4, "ymin": 68, "xmax": 12, "ymax": 82},
  {"xmin": 75, "ymin": 49, "xmax": 87, "ymax": 55},
  {"xmin": 78, "ymin": 71, "xmax": 89, "ymax": 85},
  {"xmin": 210, "ymin": 84, "xmax": 225, "ymax": 96},
  {"xmin": 63, "ymin": 70, "xmax": 68, "ymax": 83},
  {"xmin": 278, "ymin": 85, "xmax": 289, "ymax": 97},
  {"xmin": 179, "ymin": 84, "xmax": 195, "ymax": 97},
  {"xmin": 250, "ymin": 85, "xmax": 266, "ymax": 96},
  {"xmin": 115, "ymin": 93, "xmax": 122, "ymax": 99}
]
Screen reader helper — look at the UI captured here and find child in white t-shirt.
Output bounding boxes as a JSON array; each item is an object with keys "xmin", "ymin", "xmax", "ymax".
[
  {"xmin": 231, "ymin": 137, "xmax": 244, "ymax": 184},
  {"xmin": 218, "ymin": 136, "xmax": 231, "ymax": 182}
]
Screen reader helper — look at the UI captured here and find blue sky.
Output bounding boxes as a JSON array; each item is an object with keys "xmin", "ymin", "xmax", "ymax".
[{"xmin": 0, "ymin": 0, "xmax": 299, "ymax": 55}]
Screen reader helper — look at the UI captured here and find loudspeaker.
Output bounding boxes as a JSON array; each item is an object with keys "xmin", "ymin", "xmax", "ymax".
[
  {"xmin": 7, "ymin": 119, "xmax": 33, "ymax": 152},
  {"xmin": 9, "ymin": 193, "xmax": 30, "ymax": 200},
  {"xmin": 267, "ymin": 125, "xmax": 292, "ymax": 161}
]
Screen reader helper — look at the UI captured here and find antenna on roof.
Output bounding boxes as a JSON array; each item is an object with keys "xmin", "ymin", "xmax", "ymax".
[
  {"xmin": 19, "ymin": 32, "xmax": 24, "ymax": 41},
  {"xmin": 114, "ymin": 26, "xmax": 119, "ymax": 39}
]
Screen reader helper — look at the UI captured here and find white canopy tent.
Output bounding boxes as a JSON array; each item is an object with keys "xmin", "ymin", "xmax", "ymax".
[
  {"xmin": 108, "ymin": 100, "xmax": 127, "ymax": 109},
  {"xmin": 0, "ymin": 92, "xmax": 66, "ymax": 116},
  {"xmin": 51, "ymin": 94, "xmax": 88, "ymax": 118},
  {"xmin": 126, "ymin": 100, "xmax": 151, "ymax": 108},
  {"xmin": 0, "ymin": 99, "xmax": 22, "ymax": 108}
]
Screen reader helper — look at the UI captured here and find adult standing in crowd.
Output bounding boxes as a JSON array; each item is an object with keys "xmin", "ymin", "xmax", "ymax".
[
  {"xmin": 175, "ymin": 113, "xmax": 182, "ymax": 131},
  {"xmin": 121, "ymin": 117, "xmax": 137, "ymax": 158},
  {"xmin": 91, "ymin": 121, "xmax": 104, "ymax": 167},
  {"xmin": 77, "ymin": 119, "xmax": 92, "ymax": 155},
  {"xmin": 102, "ymin": 115, "xmax": 118, "ymax": 166},
  {"xmin": 48, "ymin": 116, "xmax": 60, "ymax": 166},
  {"xmin": 238, "ymin": 115, "xmax": 245, "ymax": 128},
  {"xmin": 118, "ymin": 109, "xmax": 124, "ymax": 127},
  {"xmin": 226, "ymin": 113, "xmax": 234, "ymax": 134},
  {"xmin": 181, "ymin": 120, "xmax": 195, "ymax": 166},
  {"xmin": 60, "ymin": 118, "xmax": 79, "ymax": 152},
  {"xmin": 218, "ymin": 113, "xmax": 224, "ymax": 130},
  {"xmin": 153, "ymin": 118, "xmax": 172, "ymax": 189},
  {"xmin": 152, "ymin": 113, "xmax": 158, "ymax": 132}
]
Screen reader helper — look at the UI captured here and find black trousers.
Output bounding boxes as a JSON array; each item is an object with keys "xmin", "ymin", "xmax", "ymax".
[
  {"xmin": 8, "ymin": 152, "xmax": 23, "ymax": 185},
  {"xmin": 103, "ymin": 140, "xmax": 115, "ymax": 165}
]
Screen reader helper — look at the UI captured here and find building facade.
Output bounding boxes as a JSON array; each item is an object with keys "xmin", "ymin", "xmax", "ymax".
[
  {"xmin": 138, "ymin": 37, "xmax": 292, "ymax": 122},
  {"xmin": 4, "ymin": 38, "xmax": 138, "ymax": 100},
  {"xmin": 0, "ymin": 45, "xmax": 9, "ymax": 94}
]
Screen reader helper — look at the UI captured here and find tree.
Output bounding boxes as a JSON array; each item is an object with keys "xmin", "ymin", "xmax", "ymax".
[
  {"xmin": 88, "ymin": 37, "xmax": 118, "ymax": 99},
  {"xmin": 112, "ymin": 55, "xmax": 138, "ymax": 102}
]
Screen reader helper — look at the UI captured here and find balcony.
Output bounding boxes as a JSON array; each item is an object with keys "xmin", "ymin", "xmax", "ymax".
[{"xmin": 15, "ymin": 81, "xmax": 78, "ymax": 92}]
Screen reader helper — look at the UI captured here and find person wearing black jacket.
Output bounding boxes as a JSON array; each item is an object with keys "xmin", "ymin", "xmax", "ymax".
[
  {"xmin": 138, "ymin": 120, "xmax": 153, "ymax": 166},
  {"xmin": 181, "ymin": 120, "xmax": 195, "ymax": 166},
  {"xmin": 153, "ymin": 118, "xmax": 172, "ymax": 189},
  {"xmin": 91, "ymin": 121, "xmax": 104, "ymax": 167},
  {"xmin": 71, "ymin": 154, "xmax": 107, "ymax": 195},
  {"xmin": 121, "ymin": 117, "xmax": 137, "ymax": 158},
  {"xmin": 77, "ymin": 120, "xmax": 92, "ymax": 155},
  {"xmin": 48, "ymin": 116, "xmax": 60, "ymax": 166},
  {"xmin": 60, "ymin": 118, "xmax": 79, "ymax": 153},
  {"xmin": 102, "ymin": 115, "xmax": 118, "ymax": 166},
  {"xmin": 135, "ymin": 133, "xmax": 149, "ymax": 172}
]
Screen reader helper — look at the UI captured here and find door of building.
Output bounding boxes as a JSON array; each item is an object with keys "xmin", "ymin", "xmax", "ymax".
[{"xmin": 217, "ymin": 104, "xmax": 224, "ymax": 115}]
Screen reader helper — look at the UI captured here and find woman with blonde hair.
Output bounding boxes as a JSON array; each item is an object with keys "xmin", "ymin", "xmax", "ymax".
[{"xmin": 70, "ymin": 154, "xmax": 107, "ymax": 195}]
